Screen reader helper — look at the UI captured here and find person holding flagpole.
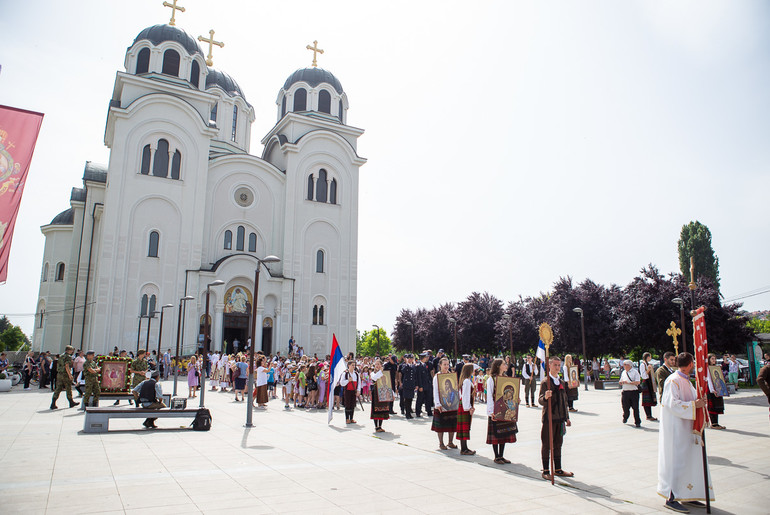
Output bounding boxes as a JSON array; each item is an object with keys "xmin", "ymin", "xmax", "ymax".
[
  {"xmin": 539, "ymin": 355, "xmax": 573, "ymax": 481},
  {"xmin": 339, "ymin": 360, "xmax": 362, "ymax": 424}
]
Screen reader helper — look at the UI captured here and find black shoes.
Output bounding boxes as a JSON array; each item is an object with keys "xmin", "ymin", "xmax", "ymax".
[
  {"xmin": 50, "ymin": 404, "xmax": 57, "ymax": 410},
  {"xmin": 664, "ymin": 500, "xmax": 689, "ymax": 513},
  {"xmin": 69, "ymin": 401, "xmax": 78, "ymax": 408}
]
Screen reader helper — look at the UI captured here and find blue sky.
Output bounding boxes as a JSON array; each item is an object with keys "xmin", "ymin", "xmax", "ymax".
[{"xmin": 1, "ymin": 0, "xmax": 768, "ymax": 338}]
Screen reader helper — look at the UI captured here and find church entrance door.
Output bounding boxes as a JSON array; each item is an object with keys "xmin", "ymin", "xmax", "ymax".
[
  {"xmin": 223, "ymin": 285, "xmax": 253, "ymax": 355},
  {"xmin": 262, "ymin": 317, "xmax": 273, "ymax": 355}
]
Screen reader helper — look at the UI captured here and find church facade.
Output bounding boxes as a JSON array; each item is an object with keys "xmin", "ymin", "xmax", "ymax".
[{"xmin": 32, "ymin": 24, "xmax": 365, "ymax": 357}]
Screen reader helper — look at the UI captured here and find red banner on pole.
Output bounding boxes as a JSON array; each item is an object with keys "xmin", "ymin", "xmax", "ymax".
[
  {"xmin": 691, "ymin": 306, "xmax": 709, "ymax": 435},
  {"xmin": 0, "ymin": 105, "xmax": 44, "ymax": 284}
]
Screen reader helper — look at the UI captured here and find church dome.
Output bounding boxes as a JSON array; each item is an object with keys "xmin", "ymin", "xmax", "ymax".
[
  {"xmin": 283, "ymin": 68, "xmax": 343, "ymax": 94},
  {"xmin": 206, "ymin": 69, "xmax": 246, "ymax": 100},
  {"xmin": 50, "ymin": 208, "xmax": 74, "ymax": 226},
  {"xmin": 133, "ymin": 24, "xmax": 203, "ymax": 56}
]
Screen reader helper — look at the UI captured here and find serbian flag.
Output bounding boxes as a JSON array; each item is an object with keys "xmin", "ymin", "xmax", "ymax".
[
  {"xmin": 536, "ymin": 339, "xmax": 547, "ymax": 375},
  {"xmin": 0, "ymin": 105, "xmax": 44, "ymax": 284},
  {"xmin": 691, "ymin": 306, "xmax": 709, "ymax": 436},
  {"xmin": 327, "ymin": 334, "xmax": 346, "ymax": 424}
]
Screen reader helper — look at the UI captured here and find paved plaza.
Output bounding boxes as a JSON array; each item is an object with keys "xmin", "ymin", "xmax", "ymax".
[{"xmin": 0, "ymin": 381, "xmax": 768, "ymax": 514}]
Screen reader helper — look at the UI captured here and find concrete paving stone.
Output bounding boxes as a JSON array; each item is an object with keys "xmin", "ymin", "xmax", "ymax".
[{"xmin": 124, "ymin": 503, "xmax": 202, "ymax": 514}]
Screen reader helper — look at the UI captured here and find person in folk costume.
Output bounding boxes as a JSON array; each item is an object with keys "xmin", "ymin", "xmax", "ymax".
[
  {"xmin": 339, "ymin": 360, "xmax": 362, "ymax": 424},
  {"xmin": 369, "ymin": 359, "xmax": 390, "ymax": 432},
  {"xmin": 657, "ymin": 352, "xmax": 714, "ymax": 513},
  {"xmin": 486, "ymin": 359, "xmax": 518, "ymax": 464},
  {"xmin": 640, "ymin": 352, "xmax": 658, "ymax": 421},
  {"xmin": 705, "ymin": 353, "xmax": 726, "ymax": 430},
  {"xmin": 521, "ymin": 355, "xmax": 539, "ymax": 408},
  {"xmin": 562, "ymin": 354, "xmax": 579, "ymax": 412},
  {"xmin": 656, "ymin": 352, "xmax": 676, "ymax": 399},
  {"xmin": 456, "ymin": 363, "xmax": 477, "ymax": 456},
  {"xmin": 539, "ymin": 356, "xmax": 573, "ymax": 480},
  {"xmin": 432, "ymin": 357, "xmax": 458, "ymax": 450}
]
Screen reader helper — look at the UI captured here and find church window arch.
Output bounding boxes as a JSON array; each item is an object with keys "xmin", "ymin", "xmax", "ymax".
[
  {"xmin": 231, "ymin": 105, "xmax": 238, "ymax": 142},
  {"xmin": 136, "ymin": 48, "xmax": 150, "ymax": 74},
  {"xmin": 319, "ymin": 305, "xmax": 325, "ymax": 325},
  {"xmin": 210, "ymin": 102, "xmax": 218, "ymax": 123},
  {"xmin": 248, "ymin": 233, "xmax": 257, "ymax": 252},
  {"xmin": 330, "ymin": 178, "xmax": 337, "ymax": 204},
  {"xmin": 149, "ymin": 294, "xmax": 157, "ymax": 315},
  {"xmin": 224, "ymin": 230, "xmax": 232, "ymax": 250},
  {"xmin": 307, "ymin": 174, "xmax": 314, "ymax": 200},
  {"xmin": 318, "ymin": 90, "xmax": 331, "ymax": 114},
  {"xmin": 140, "ymin": 294, "xmax": 148, "ymax": 316},
  {"xmin": 140, "ymin": 144, "xmax": 151, "ymax": 175},
  {"xmin": 170, "ymin": 150, "xmax": 181, "ymax": 180},
  {"xmin": 190, "ymin": 60, "xmax": 200, "ymax": 88},
  {"xmin": 148, "ymin": 231, "xmax": 160, "ymax": 257},
  {"xmin": 294, "ymin": 88, "xmax": 307, "ymax": 111},
  {"xmin": 316, "ymin": 249, "xmax": 325, "ymax": 273},
  {"xmin": 281, "ymin": 96, "xmax": 286, "ymax": 118},
  {"xmin": 55, "ymin": 262, "xmax": 65, "ymax": 282},
  {"xmin": 161, "ymin": 49, "xmax": 180, "ymax": 76},
  {"xmin": 312, "ymin": 305, "xmax": 318, "ymax": 325},
  {"xmin": 236, "ymin": 226, "xmax": 245, "ymax": 251},
  {"xmin": 312, "ymin": 296, "xmax": 327, "ymax": 325},
  {"xmin": 152, "ymin": 139, "xmax": 169, "ymax": 177},
  {"xmin": 338, "ymin": 100, "xmax": 343, "ymax": 122},
  {"xmin": 42, "ymin": 262, "xmax": 49, "ymax": 282},
  {"xmin": 316, "ymin": 169, "xmax": 328, "ymax": 202}
]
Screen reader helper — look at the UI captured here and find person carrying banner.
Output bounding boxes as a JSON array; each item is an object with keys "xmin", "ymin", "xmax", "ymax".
[
  {"xmin": 369, "ymin": 359, "xmax": 389, "ymax": 432},
  {"xmin": 657, "ymin": 352, "xmax": 714, "ymax": 513},
  {"xmin": 486, "ymin": 359, "xmax": 518, "ymax": 464},
  {"xmin": 539, "ymin": 356, "xmax": 572, "ymax": 480},
  {"xmin": 339, "ymin": 360, "xmax": 361, "ymax": 424},
  {"xmin": 432, "ymin": 357, "xmax": 458, "ymax": 450}
]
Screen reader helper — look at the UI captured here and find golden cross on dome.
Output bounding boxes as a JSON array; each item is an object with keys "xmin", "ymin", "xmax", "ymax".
[
  {"xmin": 666, "ymin": 321, "xmax": 681, "ymax": 355},
  {"xmin": 162, "ymin": 0, "xmax": 185, "ymax": 26},
  {"xmin": 198, "ymin": 29, "xmax": 224, "ymax": 67},
  {"xmin": 306, "ymin": 40, "xmax": 324, "ymax": 67}
]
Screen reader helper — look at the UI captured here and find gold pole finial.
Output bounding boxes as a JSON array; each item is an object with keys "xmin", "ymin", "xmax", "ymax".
[
  {"xmin": 306, "ymin": 40, "xmax": 324, "ymax": 67},
  {"xmin": 198, "ymin": 29, "xmax": 225, "ymax": 67},
  {"xmin": 163, "ymin": 0, "xmax": 185, "ymax": 26},
  {"xmin": 666, "ymin": 321, "xmax": 682, "ymax": 355},
  {"xmin": 688, "ymin": 256, "xmax": 697, "ymax": 291}
]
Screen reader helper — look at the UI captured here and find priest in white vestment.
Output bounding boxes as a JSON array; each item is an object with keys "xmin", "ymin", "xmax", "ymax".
[{"xmin": 657, "ymin": 353, "xmax": 714, "ymax": 513}]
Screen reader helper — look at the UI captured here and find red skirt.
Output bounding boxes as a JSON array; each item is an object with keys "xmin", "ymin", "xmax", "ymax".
[
  {"xmin": 486, "ymin": 417, "xmax": 518, "ymax": 444},
  {"xmin": 455, "ymin": 405, "xmax": 472, "ymax": 440}
]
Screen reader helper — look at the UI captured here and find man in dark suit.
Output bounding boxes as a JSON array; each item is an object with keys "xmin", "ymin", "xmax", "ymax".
[
  {"xmin": 655, "ymin": 352, "xmax": 676, "ymax": 398},
  {"xmin": 415, "ymin": 352, "xmax": 433, "ymax": 417},
  {"xmin": 399, "ymin": 354, "xmax": 417, "ymax": 419}
]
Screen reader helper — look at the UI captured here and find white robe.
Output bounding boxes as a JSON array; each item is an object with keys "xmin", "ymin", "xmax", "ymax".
[{"xmin": 657, "ymin": 371, "xmax": 714, "ymax": 502}]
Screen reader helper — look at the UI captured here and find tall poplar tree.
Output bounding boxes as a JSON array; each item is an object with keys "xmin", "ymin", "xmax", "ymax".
[{"xmin": 678, "ymin": 221, "xmax": 720, "ymax": 292}]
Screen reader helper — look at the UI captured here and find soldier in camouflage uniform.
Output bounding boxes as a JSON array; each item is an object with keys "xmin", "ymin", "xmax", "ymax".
[
  {"xmin": 50, "ymin": 345, "xmax": 77, "ymax": 409},
  {"xmin": 81, "ymin": 351, "xmax": 101, "ymax": 409},
  {"xmin": 131, "ymin": 349, "xmax": 149, "ymax": 388}
]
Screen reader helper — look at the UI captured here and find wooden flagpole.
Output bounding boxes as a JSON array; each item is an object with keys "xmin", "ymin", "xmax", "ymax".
[{"xmin": 539, "ymin": 323, "xmax": 555, "ymax": 485}]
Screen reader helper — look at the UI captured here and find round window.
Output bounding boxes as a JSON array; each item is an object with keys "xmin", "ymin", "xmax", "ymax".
[{"xmin": 234, "ymin": 186, "xmax": 254, "ymax": 208}]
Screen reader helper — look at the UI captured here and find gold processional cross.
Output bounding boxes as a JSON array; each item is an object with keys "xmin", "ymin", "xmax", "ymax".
[
  {"xmin": 666, "ymin": 321, "xmax": 681, "ymax": 355},
  {"xmin": 163, "ymin": 0, "xmax": 185, "ymax": 26},
  {"xmin": 198, "ymin": 30, "xmax": 224, "ymax": 67},
  {"xmin": 306, "ymin": 40, "xmax": 324, "ymax": 67}
]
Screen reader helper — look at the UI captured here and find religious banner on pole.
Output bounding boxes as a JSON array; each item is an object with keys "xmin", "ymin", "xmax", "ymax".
[
  {"xmin": 0, "ymin": 105, "xmax": 44, "ymax": 284},
  {"xmin": 691, "ymin": 306, "xmax": 709, "ymax": 435}
]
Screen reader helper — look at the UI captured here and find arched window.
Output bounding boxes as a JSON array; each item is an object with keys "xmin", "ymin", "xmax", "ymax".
[
  {"xmin": 231, "ymin": 105, "xmax": 238, "ymax": 142},
  {"xmin": 148, "ymin": 231, "xmax": 160, "ymax": 257},
  {"xmin": 152, "ymin": 139, "xmax": 169, "ymax": 177},
  {"xmin": 248, "ymin": 233, "xmax": 257, "ymax": 252},
  {"xmin": 149, "ymin": 294, "xmax": 157, "ymax": 315},
  {"xmin": 190, "ymin": 60, "xmax": 200, "ymax": 88},
  {"xmin": 161, "ymin": 49, "xmax": 180, "ymax": 76},
  {"xmin": 316, "ymin": 249, "xmax": 324, "ymax": 273},
  {"xmin": 318, "ymin": 90, "xmax": 331, "ymax": 113},
  {"xmin": 316, "ymin": 169, "xmax": 328, "ymax": 202},
  {"xmin": 170, "ymin": 150, "xmax": 181, "ymax": 180},
  {"xmin": 307, "ymin": 174, "xmax": 314, "ymax": 200},
  {"xmin": 42, "ymin": 262, "xmax": 49, "ymax": 282},
  {"xmin": 338, "ymin": 100, "xmax": 343, "ymax": 122},
  {"xmin": 294, "ymin": 88, "xmax": 307, "ymax": 111},
  {"xmin": 210, "ymin": 102, "xmax": 218, "ymax": 122},
  {"xmin": 330, "ymin": 178, "xmax": 337, "ymax": 204},
  {"xmin": 281, "ymin": 96, "xmax": 286, "ymax": 118},
  {"xmin": 55, "ymin": 262, "xmax": 65, "ymax": 281},
  {"xmin": 312, "ymin": 305, "xmax": 318, "ymax": 325},
  {"xmin": 236, "ymin": 226, "xmax": 245, "ymax": 251},
  {"xmin": 140, "ymin": 144, "xmax": 151, "ymax": 175},
  {"xmin": 224, "ymin": 230, "xmax": 232, "ymax": 250},
  {"xmin": 141, "ymin": 294, "xmax": 148, "ymax": 316},
  {"xmin": 319, "ymin": 305, "xmax": 325, "ymax": 325},
  {"xmin": 136, "ymin": 48, "xmax": 150, "ymax": 74}
]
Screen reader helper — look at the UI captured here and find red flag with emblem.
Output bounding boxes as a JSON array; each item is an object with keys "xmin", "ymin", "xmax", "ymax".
[
  {"xmin": 691, "ymin": 306, "xmax": 709, "ymax": 435},
  {"xmin": 0, "ymin": 105, "xmax": 44, "ymax": 284}
]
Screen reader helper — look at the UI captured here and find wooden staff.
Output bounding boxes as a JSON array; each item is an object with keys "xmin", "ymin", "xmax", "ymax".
[{"xmin": 539, "ymin": 323, "xmax": 555, "ymax": 485}]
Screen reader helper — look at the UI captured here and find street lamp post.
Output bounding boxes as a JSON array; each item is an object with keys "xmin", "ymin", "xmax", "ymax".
[
  {"xmin": 406, "ymin": 321, "xmax": 414, "ymax": 353},
  {"xmin": 173, "ymin": 295, "xmax": 195, "ymax": 396},
  {"xmin": 573, "ymin": 307, "xmax": 588, "ymax": 391},
  {"xmin": 246, "ymin": 255, "xmax": 281, "ymax": 428},
  {"xmin": 502, "ymin": 314, "xmax": 512, "ymax": 370},
  {"xmin": 672, "ymin": 298, "xmax": 686, "ymax": 354},
  {"xmin": 448, "ymin": 317, "xmax": 457, "ymax": 364},
  {"xmin": 156, "ymin": 304, "xmax": 174, "ymax": 370},
  {"xmin": 200, "ymin": 280, "xmax": 225, "ymax": 408},
  {"xmin": 373, "ymin": 325, "xmax": 380, "ymax": 356}
]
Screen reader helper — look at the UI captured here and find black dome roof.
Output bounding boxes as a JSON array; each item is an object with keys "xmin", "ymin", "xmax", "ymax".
[
  {"xmin": 50, "ymin": 208, "xmax": 74, "ymax": 226},
  {"xmin": 206, "ymin": 69, "xmax": 246, "ymax": 100},
  {"xmin": 133, "ymin": 24, "xmax": 203, "ymax": 56},
  {"xmin": 283, "ymin": 68, "xmax": 343, "ymax": 94}
]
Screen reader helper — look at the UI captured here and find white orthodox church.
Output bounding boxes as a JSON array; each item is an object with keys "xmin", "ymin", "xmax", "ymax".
[{"xmin": 32, "ymin": 21, "xmax": 365, "ymax": 357}]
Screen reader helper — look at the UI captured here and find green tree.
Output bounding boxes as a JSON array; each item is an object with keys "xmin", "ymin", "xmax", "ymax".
[
  {"xmin": 678, "ymin": 221, "xmax": 720, "ymax": 291},
  {"xmin": 747, "ymin": 318, "xmax": 770, "ymax": 334},
  {"xmin": 356, "ymin": 328, "xmax": 392, "ymax": 357},
  {"xmin": 0, "ymin": 325, "xmax": 29, "ymax": 352}
]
